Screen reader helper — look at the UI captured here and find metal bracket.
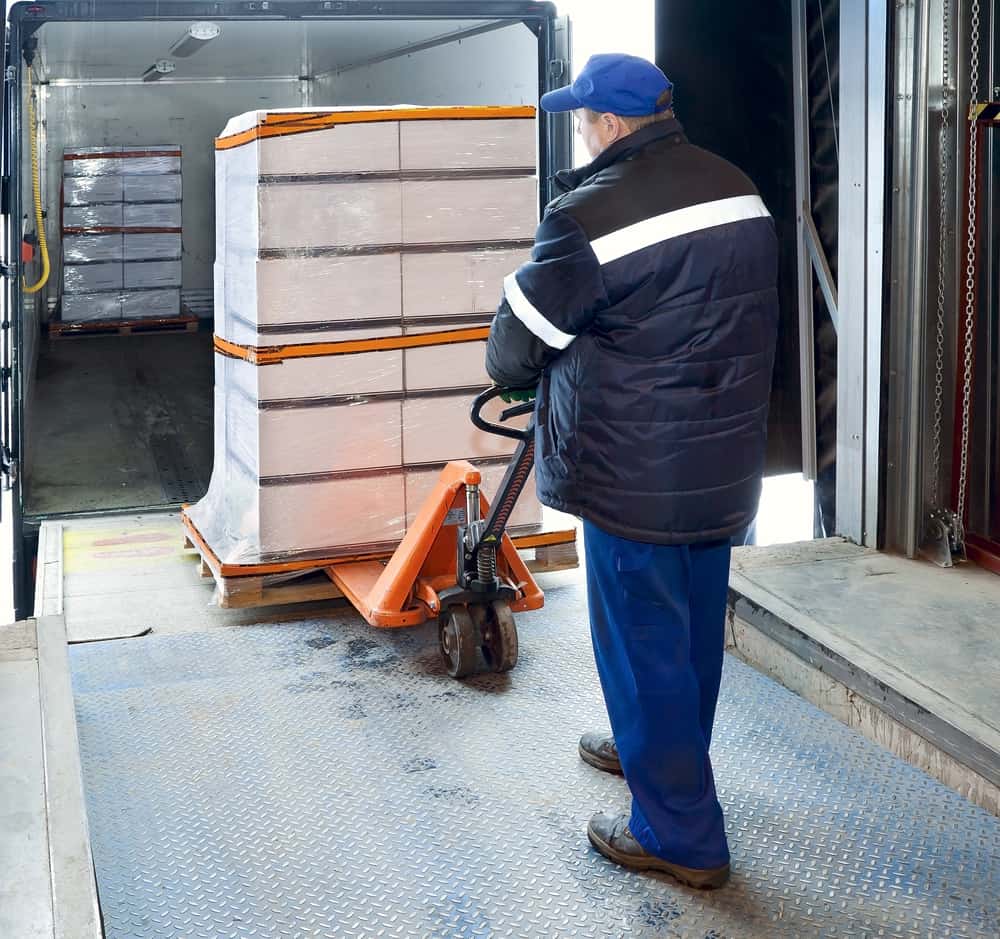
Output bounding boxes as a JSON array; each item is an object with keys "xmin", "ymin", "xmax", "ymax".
[
  {"xmin": 919, "ymin": 509, "xmax": 967, "ymax": 567},
  {"xmin": 0, "ymin": 446, "xmax": 17, "ymax": 490},
  {"xmin": 315, "ymin": 21, "xmax": 512, "ymax": 79},
  {"xmin": 804, "ymin": 207, "xmax": 839, "ymax": 330},
  {"xmin": 549, "ymin": 59, "xmax": 566, "ymax": 81}
]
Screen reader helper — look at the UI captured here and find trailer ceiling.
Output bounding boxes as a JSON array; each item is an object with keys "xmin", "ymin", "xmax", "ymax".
[{"xmin": 35, "ymin": 19, "xmax": 513, "ymax": 82}]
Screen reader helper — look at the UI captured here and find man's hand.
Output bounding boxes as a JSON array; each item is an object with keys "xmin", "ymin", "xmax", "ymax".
[{"xmin": 500, "ymin": 387, "xmax": 537, "ymax": 404}]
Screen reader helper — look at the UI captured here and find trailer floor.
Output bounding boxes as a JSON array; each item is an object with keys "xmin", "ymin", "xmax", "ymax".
[
  {"xmin": 25, "ymin": 332, "xmax": 214, "ymax": 517},
  {"xmin": 69, "ymin": 582, "xmax": 999, "ymax": 938}
]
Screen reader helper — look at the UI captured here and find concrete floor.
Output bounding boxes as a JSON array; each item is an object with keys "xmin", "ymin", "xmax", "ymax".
[
  {"xmin": 730, "ymin": 540, "xmax": 1000, "ymax": 811},
  {"xmin": 25, "ymin": 332, "xmax": 214, "ymax": 517}
]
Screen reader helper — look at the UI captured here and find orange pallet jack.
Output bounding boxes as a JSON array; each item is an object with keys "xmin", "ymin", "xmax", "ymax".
[{"xmin": 326, "ymin": 387, "xmax": 544, "ymax": 679}]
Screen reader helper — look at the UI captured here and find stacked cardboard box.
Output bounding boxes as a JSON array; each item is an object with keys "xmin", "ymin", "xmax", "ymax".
[
  {"xmin": 187, "ymin": 106, "xmax": 542, "ymax": 564},
  {"xmin": 61, "ymin": 146, "xmax": 183, "ymax": 322}
]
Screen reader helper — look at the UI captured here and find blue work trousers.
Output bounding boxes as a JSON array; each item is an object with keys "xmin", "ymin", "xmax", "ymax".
[{"xmin": 583, "ymin": 520, "xmax": 731, "ymax": 870}]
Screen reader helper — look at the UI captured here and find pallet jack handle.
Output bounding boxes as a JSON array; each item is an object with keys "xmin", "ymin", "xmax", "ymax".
[
  {"xmin": 464, "ymin": 386, "xmax": 537, "ymax": 563},
  {"xmin": 470, "ymin": 386, "xmax": 536, "ymax": 442}
]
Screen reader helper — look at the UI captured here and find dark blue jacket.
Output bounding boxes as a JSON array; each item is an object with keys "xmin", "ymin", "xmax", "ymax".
[{"xmin": 486, "ymin": 118, "xmax": 779, "ymax": 544}]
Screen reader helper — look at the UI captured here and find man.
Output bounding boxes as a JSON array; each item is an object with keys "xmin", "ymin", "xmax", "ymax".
[{"xmin": 486, "ymin": 53, "xmax": 779, "ymax": 889}]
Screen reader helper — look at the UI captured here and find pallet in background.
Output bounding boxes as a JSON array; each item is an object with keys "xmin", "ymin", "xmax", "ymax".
[
  {"xmin": 183, "ymin": 527, "xmax": 580, "ymax": 610},
  {"xmin": 514, "ymin": 538, "xmax": 580, "ymax": 574},
  {"xmin": 49, "ymin": 315, "xmax": 199, "ymax": 339}
]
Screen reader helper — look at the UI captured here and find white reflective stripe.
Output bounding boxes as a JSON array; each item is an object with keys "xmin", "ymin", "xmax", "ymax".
[
  {"xmin": 590, "ymin": 194, "xmax": 772, "ymax": 265},
  {"xmin": 503, "ymin": 271, "xmax": 575, "ymax": 350}
]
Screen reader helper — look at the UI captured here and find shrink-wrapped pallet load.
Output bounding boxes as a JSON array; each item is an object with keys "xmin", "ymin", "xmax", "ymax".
[
  {"xmin": 60, "ymin": 145, "xmax": 183, "ymax": 323},
  {"xmin": 186, "ymin": 106, "xmax": 545, "ymax": 564}
]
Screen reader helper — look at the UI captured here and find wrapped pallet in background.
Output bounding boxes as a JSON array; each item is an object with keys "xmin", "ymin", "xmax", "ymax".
[
  {"xmin": 185, "ymin": 106, "xmax": 543, "ymax": 564},
  {"xmin": 60, "ymin": 145, "xmax": 184, "ymax": 323}
]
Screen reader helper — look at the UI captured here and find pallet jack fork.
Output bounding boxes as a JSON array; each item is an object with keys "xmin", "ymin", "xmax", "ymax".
[{"xmin": 326, "ymin": 386, "xmax": 544, "ymax": 678}]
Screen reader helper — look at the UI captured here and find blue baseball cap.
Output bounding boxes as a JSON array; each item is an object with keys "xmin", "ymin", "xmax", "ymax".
[{"xmin": 540, "ymin": 53, "xmax": 674, "ymax": 117}]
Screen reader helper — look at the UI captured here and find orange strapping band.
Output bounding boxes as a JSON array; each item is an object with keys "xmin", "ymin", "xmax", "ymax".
[
  {"xmin": 215, "ymin": 326, "xmax": 490, "ymax": 365},
  {"xmin": 215, "ymin": 105, "xmax": 536, "ymax": 151}
]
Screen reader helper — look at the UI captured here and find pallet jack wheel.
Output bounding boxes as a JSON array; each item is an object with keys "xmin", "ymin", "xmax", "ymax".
[
  {"xmin": 479, "ymin": 600, "xmax": 519, "ymax": 673},
  {"xmin": 439, "ymin": 606, "xmax": 478, "ymax": 679}
]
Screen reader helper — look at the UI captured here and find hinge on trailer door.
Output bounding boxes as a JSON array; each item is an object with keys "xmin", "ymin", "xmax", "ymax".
[
  {"xmin": 0, "ymin": 366, "xmax": 10, "ymax": 392},
  {"xmin": 549, "ymin": 59, "xmax": 567, "ymax": 82}
]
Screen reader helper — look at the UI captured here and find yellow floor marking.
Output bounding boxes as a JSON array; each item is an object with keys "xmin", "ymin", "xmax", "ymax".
[{"xmin": 62, "ymin": 525, "xmax": 193, "ymax": 575}]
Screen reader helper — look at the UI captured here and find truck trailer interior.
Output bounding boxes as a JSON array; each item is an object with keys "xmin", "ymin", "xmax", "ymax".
[
  {"xmin": 17, "ymin": 16, "xmax": 548, "ymax": 524},
  {"xmin": 2, "ymin": 1, "xmax": 999, "ymax": 937}
]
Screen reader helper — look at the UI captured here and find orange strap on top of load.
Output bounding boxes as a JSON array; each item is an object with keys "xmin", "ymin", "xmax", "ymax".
[
  {"xmin": 215, "ymin": 105, "xmax": 537, "ymax": 151},
  {"xmin": 214, "ymin": 325, "xmax": 491, "ymax": 365}
]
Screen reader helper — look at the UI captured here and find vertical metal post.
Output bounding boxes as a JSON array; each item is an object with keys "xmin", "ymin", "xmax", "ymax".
[
  {"xmin": 984, "ymin": 0, "xmax": 998, "ymax": 536},
  {"xmin": 901, "ymin": 0, "xmax": 932, "ymax": 554},
  {"xmin": 837, "ymin": 0, "xmax": 869, "ymax": 544},
  {"xmin": 864, "ymin": 0, "xmax": 890, "ymax": 547},
  {"xmin": 11, "ymin": 30, "xmax": 26, "ymax": 618},
  {"xmin": 791, "ymin": 0, "xmax": 818, "ymax": 481}
]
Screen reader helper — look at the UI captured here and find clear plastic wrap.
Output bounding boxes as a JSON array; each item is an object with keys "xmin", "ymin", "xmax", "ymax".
[
  {"xmin": 124, "ymin": 260, "xmax": 182, "ymax": 289},
  {"xmin": 124, "ymin": 233, "xmax": 183, "ymax": 261},
  {"xmin": 63, "ymin": 175, "xmax": 124, "ymax": 205},
  {"xmin": 63, "ymin": 157, "xmax": 124, "ymax": 178},
  {"xmin": 123, "ymin": 174, "xmax": 183, "ymax": 203},
  {"xmin": 119, "ymin": 155, "xmax": 182, "ymax": 175},
  {"xmin": 123, "ymin": 203, "xmax": 182, "ymax": 229},
  {"xmin": 63, "ymin": 204, "xmax": 125, "ymax": 230},
  {"xmin": 63, "ymin": 234, "xmax": 124, "ymax": 263},
  {"xmin": 186, "ymin": 106, "xmax": 542, "ymax": 566},
  {"xmin": 399, "ymin": 118, "xmax": 537, "ymax": 171},
  {"xmin": 62, "ymin": 292, "xmax": 121, "ymax": 323},
  {"xmin": 63, "ymin": 145, "xmax": 181, "ymax": 176},
  {"xmin": 121, "ymin": 288, "xmax": 181, "ymax": 320},
  {"xmin": 63, "ymin": 263, "xmax": 123, "ymax": 294},
  {"xmin": 254, "ymin": 177, "xmax": 535, "ymax": 252}
]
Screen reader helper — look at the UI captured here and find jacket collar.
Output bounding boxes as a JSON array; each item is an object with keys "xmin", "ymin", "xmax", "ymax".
[{"xmin": 552, "ymin": 117, "xmax": 687, "ymax": 194}]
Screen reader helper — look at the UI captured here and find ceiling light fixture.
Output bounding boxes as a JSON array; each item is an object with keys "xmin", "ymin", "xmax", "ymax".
[
  {"xmin": 170, "ymin": 22, "xmax": 222, "ymax": 58},
  {"xmin": 142, "ymin": 59, "xmax": 176, "ymax": 82}
]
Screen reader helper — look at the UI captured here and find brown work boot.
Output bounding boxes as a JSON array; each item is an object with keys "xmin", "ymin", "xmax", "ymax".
[
  {"xmin": 587, "ymin": 812, "xmax": 731, "ymax": 889},
  {"xmin": 579, "ymin": 732, "xmax": 623, "ymax": 775}
]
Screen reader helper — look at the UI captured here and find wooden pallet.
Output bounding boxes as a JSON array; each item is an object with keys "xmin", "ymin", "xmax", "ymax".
[
  {"xmin": 192, "ymin": 557, "xmax": 346, "ymax": 610},
  {"xmin": 49, "ymin": 315, "xmax": 199, "ymax": 339},
  {"xmin": 519, "ymin": 536, "xmax": 580, "ymax": 574},
  {"xmin": 182, "ymin": 525, "xmax": 579, "ymax": 611}
]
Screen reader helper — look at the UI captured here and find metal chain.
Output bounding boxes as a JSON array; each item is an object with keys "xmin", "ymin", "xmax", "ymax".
[
  {"xmin": 957, "ymin": 0, "xmax": 981, "ymax": 523},
  {"xmin": 930, "ymin": 0, "xmax": 953, "ymax": 507}
]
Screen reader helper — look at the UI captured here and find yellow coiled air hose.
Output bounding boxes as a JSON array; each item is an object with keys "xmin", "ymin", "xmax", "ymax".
[{"xmin": 23, "ymin": 65, "xmax": 51, "ymax": 295}]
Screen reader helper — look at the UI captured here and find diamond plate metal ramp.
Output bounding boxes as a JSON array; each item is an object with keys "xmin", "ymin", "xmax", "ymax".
[{"xmin": 70, "ymin": 582, "xmax": 1000, "ymax": 938}]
